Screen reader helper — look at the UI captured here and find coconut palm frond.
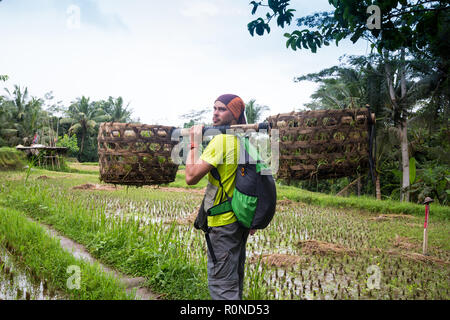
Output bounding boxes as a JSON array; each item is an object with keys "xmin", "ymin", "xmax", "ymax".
[{"xmin": 69, "ymin": 123, "xmax": 82, "ymax": 134}]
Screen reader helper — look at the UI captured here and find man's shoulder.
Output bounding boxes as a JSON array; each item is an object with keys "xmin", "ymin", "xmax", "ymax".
[{"xmin": 208, "ymin": 134, "xmax": 239, "ymax": 148}]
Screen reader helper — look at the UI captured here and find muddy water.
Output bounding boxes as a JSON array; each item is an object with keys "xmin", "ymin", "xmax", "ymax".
[
  {"xmin": 0, "ymin": 247, "xmax": 61, "ymax": 300},
  {"xmin": 38, "ymin": 220, "xmax": 157, "ymax": 300}
]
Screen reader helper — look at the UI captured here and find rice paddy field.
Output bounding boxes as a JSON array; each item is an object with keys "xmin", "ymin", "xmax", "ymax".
[{"xmin": 0, "ymin": 163, "xmax": 449, "ymax": 300}]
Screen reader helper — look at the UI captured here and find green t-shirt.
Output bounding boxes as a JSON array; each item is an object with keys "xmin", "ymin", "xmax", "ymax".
[{"xmin": 200, "ymin": 134, "xmax": 240, "ymax": 227}]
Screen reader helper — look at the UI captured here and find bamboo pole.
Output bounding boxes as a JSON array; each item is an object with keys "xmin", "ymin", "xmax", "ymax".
[
  {"xmin": 336, "ymin": 176, "xmax": 361, "ymax": 197},
  {"xmin": 423, "ymin": 197, "xmax": 433, "ymax": 255}
]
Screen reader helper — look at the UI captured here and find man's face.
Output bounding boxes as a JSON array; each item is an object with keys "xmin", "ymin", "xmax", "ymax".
[{"xmin": 213, "ymin": 101, "xmax": 236, "ymax": 126}]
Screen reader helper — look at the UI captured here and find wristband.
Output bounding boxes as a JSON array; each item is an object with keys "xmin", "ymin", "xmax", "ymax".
[{"xmin": 190, "ymin": 142, "xmax": 198, "ymax": 150}]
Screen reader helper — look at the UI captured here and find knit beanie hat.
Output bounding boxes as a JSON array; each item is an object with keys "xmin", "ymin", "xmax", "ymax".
[{"xmin": 215, "ymin": 94, "xmax": 247, "ymax": 124}]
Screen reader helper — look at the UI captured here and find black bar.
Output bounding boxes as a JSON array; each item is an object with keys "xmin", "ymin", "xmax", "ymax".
[
  {"xmin": 202, "ymin": 122, "xmax": 270, "ymax": 135},
  {"xmin": 170, "ymin": 123, "xmax": 271, "ymax": 140}
]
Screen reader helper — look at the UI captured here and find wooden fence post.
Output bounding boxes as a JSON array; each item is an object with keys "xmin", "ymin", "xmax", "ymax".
[{"xmin": 423, "ymin": 197, "xmax": 434, "ymax": 255}]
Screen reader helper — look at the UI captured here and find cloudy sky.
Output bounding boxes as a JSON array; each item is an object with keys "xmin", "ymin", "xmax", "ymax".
[{"xmin": 0, "ymin": 0, "xmax": 369, "ymax": 127}]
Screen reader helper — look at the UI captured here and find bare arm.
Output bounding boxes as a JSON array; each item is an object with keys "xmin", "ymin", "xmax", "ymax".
[{"xmin": 185, "ymin": 124, "xmax": 213, "ymax": 185}]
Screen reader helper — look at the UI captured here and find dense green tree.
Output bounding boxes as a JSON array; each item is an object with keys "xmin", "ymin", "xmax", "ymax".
[
  {"xmin": 248, "ymin": 1, "xmax": 449, "ymax": 202},
  {"xmin": 61, "ymin": 96, "xmax": 109, "ymax": 159},
  {"xmin": 0, "ymin": 74, "xmax": 138, "ymax": 162},
  {"xmin": 1, "ymin": 85, "xmax": 49, "ymax": 146},
  {"xmin": 297, "ymin": 51, "xmax": 447, "ymax": 198},
  {"xmin": 248, "ymin": 0, "xmax": 449, "ymax": 54}
]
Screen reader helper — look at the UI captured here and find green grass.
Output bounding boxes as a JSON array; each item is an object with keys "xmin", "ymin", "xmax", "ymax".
[
  {"xmin": 165, "ymin": 167, "xmax": 450, "ymax": 220},
  {"xmin": 167, "ymin": 171, "xmax": 208, "ymax": 189},
  {"xmin": 1, "ymin": 168, "xmax": 448, "ymax": 300},
  {"xmin": 0, "ymin": 147, "xmax": 25, "ymax": 171},
  {"xmin": 0, "ymin": 178, "xmax": 209, "ymax": 300},
  {"xmin": 153, "ymin": 165, "xmax": 450, "ymax": 220},
  {"xmin": 0, "ymin": 206, "xmax": 134, "ymax": 300},
  {"xmin": 277, "ymin": 184, "xmax": 450, "ymax": 221}
]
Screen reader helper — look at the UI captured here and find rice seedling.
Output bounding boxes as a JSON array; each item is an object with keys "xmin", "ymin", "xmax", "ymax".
[{"xmin": 1, "ymin": 168, "xmax": 449, "ymax": 300}]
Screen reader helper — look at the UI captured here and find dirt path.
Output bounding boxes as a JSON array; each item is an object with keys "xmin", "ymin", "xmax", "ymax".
[{"xmin": 27, "ymin": 218, "xmax": 158, "ymax": 300}]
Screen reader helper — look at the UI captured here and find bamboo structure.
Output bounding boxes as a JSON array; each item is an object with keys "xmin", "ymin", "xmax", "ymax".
[
  {"xmin": 267, "ymin": 108, "xmax": 375, "ymax": 181},
  {"xmin": 97, "ymin": 108, "xmax": 375, "ymax": 186},
  {"xmin": 97, "ymin": 123, "xmax": 179, "ymax": 186}
]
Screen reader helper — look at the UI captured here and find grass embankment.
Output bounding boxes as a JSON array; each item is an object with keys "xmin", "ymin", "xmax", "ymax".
[
  {"xmin": 0, "ymin": 179, "xmax": 209, "ymax": 299},
  {"xmin": 0, "ymin": 147, "xmax": 25, "ymax": 171},
  {"xmin": 172, "ymin": 167, "xmax": 450, "ymax": 220},
  {"xmin": 278, "ymin": 185, "xmax": 450, "ymax": 221},
  {"xmin": 18, "ymin": 157, "xmax": 450, "ymax": 220},
  {"xmin": 65, "ymin": 160, "xmax": 102, "ymax": 175},
  {"xmin": 0, "ymin": 206, "xmax": 134, "ymax": 300}
]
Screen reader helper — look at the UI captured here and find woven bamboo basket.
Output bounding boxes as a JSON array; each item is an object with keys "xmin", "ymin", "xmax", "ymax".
[
  {"xmin": 267, "ymin": 108, "xmax": 375, "ymax": 181},
  {"xmin": 97, "ymin": 123, "xmax": 179, "ymax": 186}
]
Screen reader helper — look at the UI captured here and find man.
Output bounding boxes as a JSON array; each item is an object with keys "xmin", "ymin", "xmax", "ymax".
[{"xmin": 185, "ymin": 94, "xmax": 255, "ymax": 300}]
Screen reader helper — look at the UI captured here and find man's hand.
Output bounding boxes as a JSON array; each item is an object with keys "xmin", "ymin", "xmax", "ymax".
[
  {"xmin": 189, "ymin": 124, "xmax": 204, "ymax": 147},
  {"xmin": 250, "ymin": 229, "xmax": 256, "ymax": 236}
]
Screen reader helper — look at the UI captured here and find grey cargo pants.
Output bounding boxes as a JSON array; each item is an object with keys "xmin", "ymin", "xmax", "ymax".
[{"xmin": 206, "ymin": 221, "xmax": 250, "ymax": 300}]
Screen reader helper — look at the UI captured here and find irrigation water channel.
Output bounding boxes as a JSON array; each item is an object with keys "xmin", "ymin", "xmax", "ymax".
[
  {"xmin": 0, "ymin": 218, "xmax": 157, "ymax": 300},
  {"xmin": 0, "ymin": 246, "xmax": 61, "ymax": 300}
]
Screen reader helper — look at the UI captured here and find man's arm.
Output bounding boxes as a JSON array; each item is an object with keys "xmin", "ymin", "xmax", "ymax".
[{"xmin": 185, "ymin": 124, "xmax": 213, "ymax": 185}]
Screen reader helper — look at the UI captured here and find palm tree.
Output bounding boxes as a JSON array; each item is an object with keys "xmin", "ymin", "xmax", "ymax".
[
  {"xmin": 0, "ymin": 98, "xmax": 16, "ymax": 146},
  {"xmin": 62, "ymin": 96, "xmax": 109, "ymax": 157},
  {"xmin": 21, "ymin": 97, "xmax": 46, "ymax": 145},
  {"xmin": 1, "ymin": 85, "xmax": 47, "ymax": 146},
  {"xmin": 101, "ymin": 96, "xmax": 132, "ymax": 123},
  {"xmin": 245, "ymin": 99, "xmax": 270, "ymax": 124},
  {"xmin": 296, "ymin": 59, "xmax": 379, "ymax": 111},
  {"xmin": 297, "ymin": 52, "xmax": 437, "ymax": 202},
  {"xmin": 380, "ymin": 48, "xmax": 442, "ymax": 202},
  {"xmin": 4, "ymin": 85, "xmax": 28, "ymax": 123}
]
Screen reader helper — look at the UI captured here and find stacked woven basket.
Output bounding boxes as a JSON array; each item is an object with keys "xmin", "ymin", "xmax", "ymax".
[
  {"xmin": 97, "ymin": 108, "xmax": 375, "ymax": 186},
  {"xmin": 97, "ymin": 123, "xmax": 178, "ymax": 186},
  {"xmin": 267, "ymin": 107, "xmax": 374, "ymax": 182}
]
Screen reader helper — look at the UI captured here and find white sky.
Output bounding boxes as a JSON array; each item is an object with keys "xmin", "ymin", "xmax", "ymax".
[{"xmin": 0, "ymin": 0, "xmax": 369, "ymax": 127}]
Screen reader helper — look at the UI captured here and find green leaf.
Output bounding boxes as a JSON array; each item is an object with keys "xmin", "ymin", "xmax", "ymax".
[
  {"xmin": 255, "ymin": 19, "xmax": 266, "ymax": 36},
  {"xmin": 391, "ymin": 169, "xmax": 402, "ymax": 181},
  {"xmin": 307, "ymin": 38, "xmax": 315, "ymax": 51},
  {"xmin": 436, "ymin": 179, "xmax": 446, "ymax": 195},
  {"xmin": 350, "ymin": 28, "xmax": 364, "ymax": 44},
  {"xmin": 247, "ymin": 22, "xmax": 256, "ymax": 36},
  {"xmin": 290, "ymin": 38, "xmax": 297, "ymax": 51},
  {"xmin": 335, "ymin": 32, "xmax": 344, "ymax": 46},
  {"xmin": 250, "ymin": 1, "xmax": 259, "ymax": 15},
  {"xmin": 277, "ymin": 15, "xmax": 285, "ymax": 28},
  {"xmin": 301, "ymin": 38, "xmax": 308, "ymax": 49},
  {"xmin": 285, "ymin": 37, "xmax": 293, "ymax": 49},
  {"xmin": 296, "ymin": 37, "xmax": 303, "ymax": 49}
]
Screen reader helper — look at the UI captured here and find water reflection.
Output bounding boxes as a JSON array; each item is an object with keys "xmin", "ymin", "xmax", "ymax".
[{"xmin": 0, "ymin": 247, "xmax": 62, "ymax": 300}]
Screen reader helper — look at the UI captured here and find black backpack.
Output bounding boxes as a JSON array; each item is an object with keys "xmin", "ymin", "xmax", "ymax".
[{"xmin": 194, "ymin": 134, "xmax": 277, "ymax": 230}]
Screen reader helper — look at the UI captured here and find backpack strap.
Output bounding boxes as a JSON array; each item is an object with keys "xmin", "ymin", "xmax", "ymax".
[
  {"xmin": 205, "ymin": 232, "xmax": 217, "ymax": 264},
  {"xmin": 204, "ymin": 168, "xmax": 233, "ymax": 265},
  {"xmin": 210, "ymin": 167, "xmax": 232, "ymax": 203},
  {"xmin": 208, "ymin": 200, "xmax": 233, "ymax": 216}
]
